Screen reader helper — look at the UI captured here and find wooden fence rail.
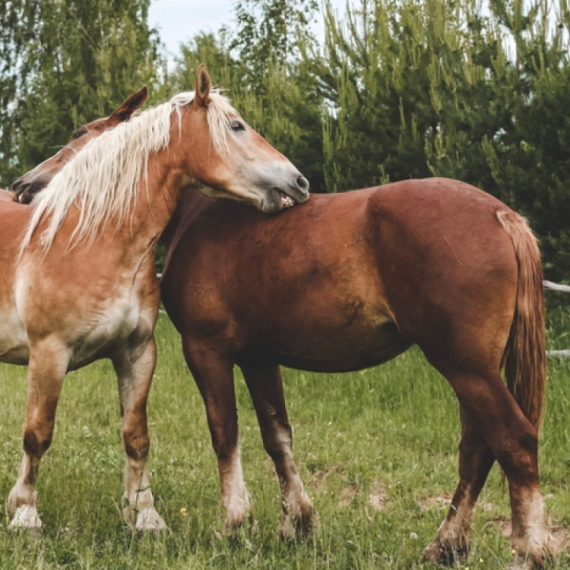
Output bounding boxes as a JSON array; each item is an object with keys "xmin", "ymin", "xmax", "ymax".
[
  {"xmin": 544, "ymin": 280, "xmax": 569, "ymax": 358},
  {"xmin": 544, "ymin": 280, "xmax": 570, "ymax": 293}
]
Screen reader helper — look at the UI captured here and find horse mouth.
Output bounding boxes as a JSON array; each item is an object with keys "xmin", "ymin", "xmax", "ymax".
[{"xmin": 279, "ymin": 192, "xmax": 296, "ymax": 209}]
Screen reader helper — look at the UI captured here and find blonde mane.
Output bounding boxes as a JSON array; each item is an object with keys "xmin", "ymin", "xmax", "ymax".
[{"xmin": 21, "ymin": 90, "xmax": 239, "ymax": 253}]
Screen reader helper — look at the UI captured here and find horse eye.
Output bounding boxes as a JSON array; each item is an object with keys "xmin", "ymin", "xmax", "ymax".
[
  {"xmin": 230, "ymin": 120, "xmax": 245, "ymax": 132},
  {"xmin": 72, "ymin": 128, "xmax": 87, "ymax": 140}
]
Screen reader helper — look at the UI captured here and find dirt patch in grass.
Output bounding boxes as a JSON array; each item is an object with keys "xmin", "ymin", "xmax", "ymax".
[
  {"xmin": 417, "ymin": 493, "xmax": 453, "ymax": 511},
  {"xmin": 368, "ymin": 478, "xmax": 388, "ymax": 511},
  {"xmin": 339, "ymin": 483, "xmax": 358, "ymax": 507},
  {"xmin": 311, "ymin": 464, "xmax": 346, "ymax": 491},
  {"xmin": 311, "ymin": 470, "xmax": 328, "ymax": 490},
  {"xmin": 417, "ymin": 494, "xmax": 493, "ymax": 512}
]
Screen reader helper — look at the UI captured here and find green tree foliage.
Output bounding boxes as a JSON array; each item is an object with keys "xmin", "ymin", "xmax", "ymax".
[
  {"xmin": 0, "ymin": 0, "xmax": 163, "ymax": 186},
  {"xmin": 315, "ymin": 0, "xmax": 504, "ymax": 190},
  {"xmin": 480, "ymin": 0, "xmax": 570, "ymax": 280},
  {"xmin": 231, "ymin": 0, "xmax": 317, "ymax": 84},
  {"xmin": 315, "ymin": 0, "xmax": 570, "ymax": 280}
]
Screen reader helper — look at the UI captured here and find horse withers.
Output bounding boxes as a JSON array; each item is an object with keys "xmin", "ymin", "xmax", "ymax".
[
  {"xmin": 159, "ymin": 181, "xmax": 549, "ymax": 568},
  {"xmin": 0, "ymin": 65, "xmax": 309, "ymax": 535}
]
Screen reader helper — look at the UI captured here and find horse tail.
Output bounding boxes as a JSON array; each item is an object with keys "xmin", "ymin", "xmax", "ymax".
[{"xmin": 497, "ymin": 210, "xmax": 546, "ymax": 433}]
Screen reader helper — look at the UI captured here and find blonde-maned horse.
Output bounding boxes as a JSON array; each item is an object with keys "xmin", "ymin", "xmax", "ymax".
[
  {"xmin": 11, "ymin": 86, "xmax": 149, "ymax": 203},
  {"xmin": 0, "ymin": 65, "xmax": 309, "ymax": 534}
]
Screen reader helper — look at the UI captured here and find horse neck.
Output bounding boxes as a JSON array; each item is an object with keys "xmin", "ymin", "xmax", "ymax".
[
  {"xmin": 160, "ymin": 188, "xmax": 204, "ymax": 249},
  {"xmin": 123, "ymin": 147, "xmax": 186, "ymax": 252}
]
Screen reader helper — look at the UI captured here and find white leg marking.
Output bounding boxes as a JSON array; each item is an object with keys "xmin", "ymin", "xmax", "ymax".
[
  {"xmin": 219, "ymin": 443, "xmax": 251, "ymax": 534},
  {"xmin": 511, "ymin": 488, "xmax": 551, "ymax": 564},
  {"xmin": 8, "ymin": 455, "xmax": 42, "ymax": 532},
  {"xmin": 422, "ymin": 484, "xmax": 476, "ymax": 563},
  {"xmin": 115, "ymin": 338, "xmax": 166, "ymax": 533},
  {"xmin": 123, "ymin": 458, "xmax": 166, "ymax": 533},
  {"xmin": 271, "ymin": 426, "xmax": 315, "ymax": 538}
]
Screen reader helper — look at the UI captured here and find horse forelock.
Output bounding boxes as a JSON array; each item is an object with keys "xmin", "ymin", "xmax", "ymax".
[
  {"xmin": 203, "ymin": 92, "xmax": 242, "ymax": 161},
  {"xmin": 20, "ymin": 90, "xmax": 239, "ymax": 255}
]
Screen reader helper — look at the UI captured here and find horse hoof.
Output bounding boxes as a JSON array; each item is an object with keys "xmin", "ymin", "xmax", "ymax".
[
  {"xmin": 223, "ymin": 500, "xmax": 255, "ymax": 540},
  {"xmin": 9, "ymin": 505, "xmax": 43, "ymax": 536},
  {"xmin": 278, "ymin": 506, "xmax": 317, "ymax": 540},
  {"xmin": 223, "ymin": 515, "xmax": 257, "ymax": 542},
  {"xmin": 135, "ymin": 509, "xmax": 168, "ymax": 535},
  {"xmin": 507, "ymin": 549, "xmax": 553, "ymax": 570},
  {"xmin": 506, "ymin": 555, "xmax": 534, "ymax": 570},
  {"xmin": 423, "ymin": 538, "xmax": 468, "ymax": 566}
]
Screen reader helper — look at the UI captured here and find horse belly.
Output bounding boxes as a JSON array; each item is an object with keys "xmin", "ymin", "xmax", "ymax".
[
  {"xmin": 247, "ymin": 313, "xmax": 410, "ymax": 373},
  {"xmin": 0, "ymin": 307, "xmax": 30, "ymax": 365},
  {"xmin": 67, "ymin": 303, "xmax": 146, "ymax": 370}
]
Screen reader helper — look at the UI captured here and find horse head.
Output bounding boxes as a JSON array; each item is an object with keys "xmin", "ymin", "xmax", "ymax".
[
  {"xmin": 174, "ymin": 65, "xmax": 309, "ymax": 214},
  {"xmin": 11, "ymin": 86, "xmax": 149, "ymax": 204}
]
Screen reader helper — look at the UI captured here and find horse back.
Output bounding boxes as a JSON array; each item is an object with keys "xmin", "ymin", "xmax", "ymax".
[
  {"xmin": 162, "ymin": 180, "xmax": 521, "ymax": 374},
  {"xmin": 161, "ymin": 188, "xmax": 407, "ymax": 368}
]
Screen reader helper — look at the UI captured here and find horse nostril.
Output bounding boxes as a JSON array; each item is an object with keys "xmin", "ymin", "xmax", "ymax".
[{"xmin": 296, "ymin": 176, "xmax": 309, "ymax": 192}]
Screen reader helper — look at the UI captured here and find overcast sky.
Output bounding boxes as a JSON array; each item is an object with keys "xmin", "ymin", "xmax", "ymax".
[{"xmin": 148, "ymin": 0, "xmax": 348, "ymax": 58}]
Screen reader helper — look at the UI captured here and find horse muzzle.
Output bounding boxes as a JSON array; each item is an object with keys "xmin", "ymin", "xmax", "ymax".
[
  {"xmin": 12, "ymin": 174, "xmax": 51, "ymax": 204},
  {"xmin": 269, "ymin": 174, "xmax": 310, "ymax": 213}
]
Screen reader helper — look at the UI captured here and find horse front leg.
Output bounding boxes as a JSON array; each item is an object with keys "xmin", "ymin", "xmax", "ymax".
[
  {"xmin": 240, "ymin": 359, "xmax": 315, "ymax": 539},
  {"xmin": 8, "ymin": 340, "xmax": 68, "ymax": 533},
  {"xmin": 113, "ymin": 335, "xmax": 166, "ymax": 533},
  {"xmin": 423, "ymin": 406, "xmax": 495, "ymax": 564},
  {"xmin": 182, "ymin": 339, "xmax": 252, "ymax": 537}
]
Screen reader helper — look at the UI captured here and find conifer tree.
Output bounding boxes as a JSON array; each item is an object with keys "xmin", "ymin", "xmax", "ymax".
[{"xmin": 315, "ymin": 0, "xmax": 570, "ymax": 280}]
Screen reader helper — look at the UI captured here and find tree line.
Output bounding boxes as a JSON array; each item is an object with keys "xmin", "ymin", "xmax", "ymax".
[{"xmin": 1, "ymin": 0, "xmax": 569, "ymax": 281}]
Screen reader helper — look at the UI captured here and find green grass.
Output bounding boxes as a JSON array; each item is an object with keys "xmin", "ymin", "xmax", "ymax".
[{"xmin": 0, "ymin": 310, "xmax": 569, "ymax": 569}]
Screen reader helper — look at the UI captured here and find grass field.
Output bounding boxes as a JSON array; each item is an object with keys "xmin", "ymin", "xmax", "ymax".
[{"xmin": 0, "ymin": 297, "xmax": 569, "ymax": 569}]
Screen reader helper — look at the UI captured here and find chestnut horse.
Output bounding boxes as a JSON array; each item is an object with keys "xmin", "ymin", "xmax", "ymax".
[
  {"xmin": 0, "ymin": 66, "xmax": 309, "ymax": 534},
  {"xmin": 159, "ymin": 185, "xmax": 549, "ymax": 568}
]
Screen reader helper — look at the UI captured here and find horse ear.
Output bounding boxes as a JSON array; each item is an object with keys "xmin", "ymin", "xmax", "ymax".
[
  {"xmin": 110, "ymin": 86, "xmax": 149, "ymax": 121},
  {"xmin": 195, "ymin": 64, "xmax": 212, "ymax": 107}
]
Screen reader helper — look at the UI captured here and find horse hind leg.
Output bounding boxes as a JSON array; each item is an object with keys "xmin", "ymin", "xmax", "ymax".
[
  {"xmin": 438, "ymin": 368, "xmax": 550, "ymax": 567},
  {"xmin": 240, "ymin": 359, "xmax": 315, "ymax": 539},
  {"xmin": 8, "ymin": 341, "xmax": 68, "ymax": 533},
  {"xmin": 182, "ymin": 339, "xmax": 252, "ymax": 537},
  {"xmin": 423, "ymin": 406, "xmax": 495, "ymax": 564},
  {"xmin": 113, "ymin": 336, "xmax": 166, "ymax": 533}
]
